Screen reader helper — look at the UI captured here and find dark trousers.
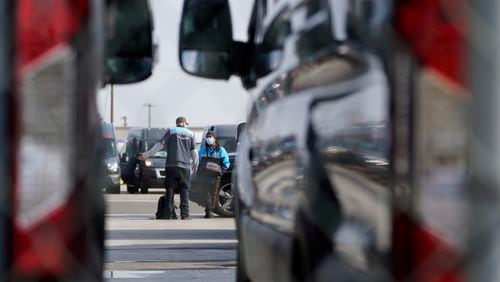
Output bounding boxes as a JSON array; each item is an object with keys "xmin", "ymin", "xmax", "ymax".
[
  {"xmin": 204, "ymin": 175, "xmax": 221, "ymax": 213},
  {"xmin": 163, "ymin": 167, "xmax": 190, "ymax": 219}
]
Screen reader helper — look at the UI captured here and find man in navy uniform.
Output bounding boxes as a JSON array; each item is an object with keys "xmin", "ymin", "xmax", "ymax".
[{"xmin": 139, "ymin": 117, "xmax": 198, "ymax": 219}]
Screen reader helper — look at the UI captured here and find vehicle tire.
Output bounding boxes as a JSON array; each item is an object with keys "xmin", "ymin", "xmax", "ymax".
[
  {"xmin": 127, "ymin": 184, "xmax": 138, "ymax": 194},
  {"xmin": 106, "ymin": 184, "xmax": 120, "ymax": 194},
  {"xmin": 214, "ymin": 182, "xmax": 234, "ymax": 217}
]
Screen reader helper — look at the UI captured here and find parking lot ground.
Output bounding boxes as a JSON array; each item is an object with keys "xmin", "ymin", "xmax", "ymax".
[{"xmin": 104, "ymin": 186, "xmax": 237, "ymax": 281}]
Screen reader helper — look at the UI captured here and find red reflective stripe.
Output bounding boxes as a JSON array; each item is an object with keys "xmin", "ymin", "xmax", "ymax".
[
  {"xmin": 393, "ymin": 211, "xmax": 463, "ymax": 282},
  {"xmin": 12, "ymin": 192, "xmax": 87, "ymax": 278},
  {"xmin": 13, "ymin": 0, "xmax": 89, "ymax": 277},
  {"xmin": 394, "ymin": 0, "xmax": 467, "ymax": 88},
  {"xmin": 17, "ymin": 0, "xmax": 88, "ymax": 71}
]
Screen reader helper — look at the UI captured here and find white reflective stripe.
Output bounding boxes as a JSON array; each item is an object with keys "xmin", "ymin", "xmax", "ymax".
[
  {"xmin": 17, "ymin": 44, "xmax": 76, "ymax": 228},
  {"xmin": 414, "ymin": 69, "xmax": 469, "ymax": 250}
]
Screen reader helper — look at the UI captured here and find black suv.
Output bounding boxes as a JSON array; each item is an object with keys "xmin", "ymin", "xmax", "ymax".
[
  {"xmin": 121, "ymin": 128, "xmax": 168, "ymax": 194},
  {"xmin": 190, "ymin": 123, "xmax": 245, "ymax": 217},
  {"xmin": 178, "ymin": 0, "xmax": 477, "ymax": 281},
  {"xmin": 101, "ymin": 122, "xmax": 121, "ymax": 194}
]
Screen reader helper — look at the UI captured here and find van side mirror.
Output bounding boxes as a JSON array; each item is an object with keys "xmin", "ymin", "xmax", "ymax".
[
  {"xmin": 104, "ymin": 0, "xmax": 155, "ymax": 84},
  {"xmin": 178, "ymin": 0, "xmax": 233, "ymax": 79}
]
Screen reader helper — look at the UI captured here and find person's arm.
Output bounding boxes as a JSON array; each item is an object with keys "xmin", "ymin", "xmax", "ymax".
[
  {"xmin": 198, "ymin": 147, "xmax": 205, "ymax": 163},
  {"xmin": 141, "ymin": 142, "xmax": 162, "ymax": 159},
  {"xmin": 191, "ymin": 149, "xmax": 199, "ymax": 171},
  {"xmin": 220, "ymin": 148, "xmax": 230, "ymax": 169},
  {"xmin": 139, "ymin": 129, "xmax": 170, "ymax": 159},
  {"xmin": 191, "ymin": 139, "xmax": 199, "ymax": 172}
]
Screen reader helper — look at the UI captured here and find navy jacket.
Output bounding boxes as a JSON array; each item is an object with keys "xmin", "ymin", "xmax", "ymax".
[
  {"xmin": 142, "ymin": 126, "xmax": 197, "ymax": 169},
  {"xmin": 198, "ymin": 145, "xmax": 230, "ymax": 169}
]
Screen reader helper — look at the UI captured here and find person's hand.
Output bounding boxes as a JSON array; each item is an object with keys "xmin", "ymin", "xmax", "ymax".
[{"xmin": 138, "ymin": 154, "xmax": 145, "ymax": 161}]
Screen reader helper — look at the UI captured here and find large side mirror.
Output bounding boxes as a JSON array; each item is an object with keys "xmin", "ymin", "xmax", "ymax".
[
  {"xmin": 104, "ymin": 0, "xmax": 155, "ymax": 84},
  {"xmin": 179, "ymin": 0, "xmax": 234, "ymax": 79}
]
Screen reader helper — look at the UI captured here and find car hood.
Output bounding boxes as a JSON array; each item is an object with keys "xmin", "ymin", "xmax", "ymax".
[{"xmin": 105, "ymin": 156, "xmax": 119, "ymax": 165}]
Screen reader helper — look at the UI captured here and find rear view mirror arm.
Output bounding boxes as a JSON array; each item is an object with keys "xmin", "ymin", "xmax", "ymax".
[{"xmin": 232, "ymin": 41, "xmax": 257, "ymax": 89}]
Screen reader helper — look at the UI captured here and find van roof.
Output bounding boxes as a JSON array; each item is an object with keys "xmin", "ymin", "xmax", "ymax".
[
  {"xmin": 127, "ymin": 127, "xmax": 168, "ymax": 141},
  {"xmin": 205, "ymin": 124, "xmax": 238, "ymax": 137}
]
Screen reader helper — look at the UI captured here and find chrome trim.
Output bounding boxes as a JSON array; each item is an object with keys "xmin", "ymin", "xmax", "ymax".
[{"xmin": 155, "ymin": 168, "xmax": 165, "ymax": 178}]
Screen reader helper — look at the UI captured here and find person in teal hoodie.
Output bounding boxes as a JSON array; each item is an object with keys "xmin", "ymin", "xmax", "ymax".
[{"xmin": 197, "ymin": 130, "xmax": 230, "ymax": 218}]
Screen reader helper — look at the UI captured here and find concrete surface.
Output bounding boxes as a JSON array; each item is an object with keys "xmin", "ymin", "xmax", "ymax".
[{"xmin": 104, "ymin": 186, "xmax": 237, "ymax": 281}]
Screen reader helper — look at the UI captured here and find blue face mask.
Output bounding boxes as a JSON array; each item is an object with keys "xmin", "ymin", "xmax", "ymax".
[{"xmin": 206, "ymin": 137, "xmax": 215, "ymax": 145}]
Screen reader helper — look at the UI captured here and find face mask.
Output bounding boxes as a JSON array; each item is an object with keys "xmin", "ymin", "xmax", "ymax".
[{"xmin": 206, "ymin": 137, "xmax": 215, "ymax": 145}]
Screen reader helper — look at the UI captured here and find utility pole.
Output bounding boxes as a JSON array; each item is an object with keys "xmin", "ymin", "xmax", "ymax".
[
  {"xmin": 110, "ymin": 84, "xmax": 114, "ymax": 124},
  {"xmin": 143, "ymin": 103, "xmax": 153, "ymax": 129},
  {"xmin": 121, "ymin": 116, "xmax": 128, "ymax": 127}
]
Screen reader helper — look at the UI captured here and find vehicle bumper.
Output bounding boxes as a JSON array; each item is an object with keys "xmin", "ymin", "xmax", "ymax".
[
  {"xmin": 104, "ymin": 173, "xmax": 120, "ymax": 188},
  {"xmin": 141, "ymin": 167, "xmax": 165, "ymax": 188}
]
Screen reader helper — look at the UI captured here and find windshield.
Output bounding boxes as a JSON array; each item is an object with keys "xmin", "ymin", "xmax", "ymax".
[
  {"xmin": 144, "ymin": 139, "xmax": 167, "ymax": 158},
  {"xmin": 217, "ymin": 137, "xmax": 237, "ymax": 153},
  {"xmin": 103, "ymin": 139, "xmax": 117, "ymax": 158},
  {"xmin": 116, "ymin": 141, "xmax": 126, "ymax": 156}
]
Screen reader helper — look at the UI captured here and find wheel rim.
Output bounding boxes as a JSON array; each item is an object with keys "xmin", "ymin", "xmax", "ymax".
[{"xmin": 218, "ymin": 183, "xmax": 233, "ymax": 213}]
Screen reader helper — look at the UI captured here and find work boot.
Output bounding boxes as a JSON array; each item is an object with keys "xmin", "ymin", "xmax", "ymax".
[
  {"xmin": 204, "ymin": 207, "xmax": 213, "ymax": 218},
  {"xmin": 161, "ymin": 188, "xmax": 175, "ymax": 219}
]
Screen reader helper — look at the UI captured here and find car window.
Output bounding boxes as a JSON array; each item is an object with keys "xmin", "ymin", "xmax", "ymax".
[
  {"xmin": 152, "ymin": 151, "xmax": 167, "ymax": 158},
  {"xmin": 116, "ymin": 141, "xmax": 126, "ymax": 155},
  {"xmin": 103, "ymin": 139, "xmax": 117, "ymax": 158},
  {"xmin": 144, "ymin": 139, "xmax": 167, "ymax": 158},
  {"xmin": 217, "ymin": 137, "xmax": 237, "ymax": 153},
  {"xmin": 144, "ymin": 140, "xmax": 157, "ymax": 151}
]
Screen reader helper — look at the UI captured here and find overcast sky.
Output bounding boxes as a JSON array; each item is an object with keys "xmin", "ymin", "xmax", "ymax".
[{"xmin": 97, "ymin": 0, "xmax": 254, "ymax": 128}]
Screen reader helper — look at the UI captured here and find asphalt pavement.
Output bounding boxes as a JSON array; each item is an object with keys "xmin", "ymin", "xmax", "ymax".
[{"xmin": 104, "ymin": 186, "xmax": 237, "ymax": 281}]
